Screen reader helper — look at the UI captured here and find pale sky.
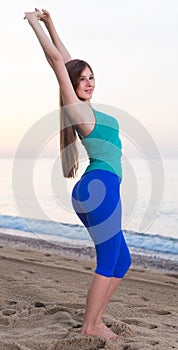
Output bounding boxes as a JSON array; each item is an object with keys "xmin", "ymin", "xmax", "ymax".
[{"xmin": 0, "ymin": 0, "xmax": 178, "ymax": 158}]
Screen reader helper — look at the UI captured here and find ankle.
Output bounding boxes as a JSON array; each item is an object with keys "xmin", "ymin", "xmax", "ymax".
[
  {"xmin": 95, "ymin": 319, "xmax": 103, "ymax": 327},
  {"xmin": 81, "ymin": 323, "xmax": 118, "ymax": 340},
  {"xmin": 81, "ymin": 324, "xmax": 95, "ymax": 336},
  {"xmin": 82, "ymin": 319, "xmax": 103, "ymax": 332},
  {"xmin": 82, "ymin": 319, "xmax": 104, "ymax": 332}
]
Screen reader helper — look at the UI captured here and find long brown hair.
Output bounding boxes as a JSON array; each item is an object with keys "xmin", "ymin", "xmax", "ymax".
[{"xmin": 60, "ymin": 59, "xmax": 94, "ymax": 178}]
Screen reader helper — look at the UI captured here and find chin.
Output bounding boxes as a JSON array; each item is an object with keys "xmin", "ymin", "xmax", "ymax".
[{"xmin": 80, "ymin": 96, "xmax": 92, "ymax": 102}]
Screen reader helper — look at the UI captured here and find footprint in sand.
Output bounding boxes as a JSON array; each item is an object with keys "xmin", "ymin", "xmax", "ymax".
[
  {"xmin": 122, "ymin": 345, "xmax": 141, "ymax": 350},
  {"xmin": 2, "ymin": 309, "xmax": 16, "ymax": 316},
  {"xmin": 47, "ymin": 305, "xmax": 71, "ymax": 314},
  {"xmin": 19, "ymin": 269, "xmax": 36, "ymax": 275},
  {"xmin": 35, "ymin": 302, "xmax": 46, "ymax": 308},
  {"xmin": 47, "ymin": 303, "xmax": 86, "ymax": 314},
  {"xmin": 8, "ymin": 301, "xmax": 17, "ymax": 306},
  {"xmin": 141, "ymin": 296, "xmax": 150, "ymax": 302},
  {"xmin": 122, "ymin": 318, "xmax": 158, "ymax": 329},
  {"xmin": 163, "ymin": 323, "xmax": 178, "ymax": 330},
  {"xmin": 46, "ymin": 305, "xmax": 82, "ymax": 329},
  {"xmin": 55, "ymin": 310, "xmax": 81, "ymax": 328},
  {"xmin": 149, "ymin": 340, "xmax": 160, "ymax": 346},
  {"xmin": 138, "ymin": 308, "xmax": 171, "ymax": 315}
]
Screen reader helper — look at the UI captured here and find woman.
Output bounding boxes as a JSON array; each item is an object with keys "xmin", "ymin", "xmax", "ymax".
[{"xmin": 24, "ymin": 9, "xmax": 131, "ymax": 340}]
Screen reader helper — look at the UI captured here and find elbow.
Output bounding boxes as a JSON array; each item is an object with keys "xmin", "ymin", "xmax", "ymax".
[
  {"xmin": 50, "ymin": 54, "xmax": 65, "ymax": 79},
  {"xmin": 53, "ymin": 52, "xmax": 63, "ymax": 63},
  {"xmin": 45, "ymin": 52, "xmax": 62, "ymax": 70}
]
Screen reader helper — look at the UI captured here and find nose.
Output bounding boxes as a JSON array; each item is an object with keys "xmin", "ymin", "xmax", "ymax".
[{"xmin": 86, "ymin": 77, "xmax": 91, "ymax": 86}]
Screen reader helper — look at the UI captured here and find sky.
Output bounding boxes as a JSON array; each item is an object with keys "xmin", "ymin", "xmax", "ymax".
[{"xmin": 0, "ymin": 0, "xmax": 178, "ymax": 159}]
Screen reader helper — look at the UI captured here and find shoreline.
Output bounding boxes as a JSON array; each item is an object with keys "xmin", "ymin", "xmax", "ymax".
[{"xmin": 0, "ymin": 231, "xmax": 177, "ymax": 273}]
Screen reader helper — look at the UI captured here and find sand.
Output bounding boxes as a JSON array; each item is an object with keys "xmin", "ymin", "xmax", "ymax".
[{"xmin": 0, "ymin": 232, "xmax": 177, "ymax": 350}]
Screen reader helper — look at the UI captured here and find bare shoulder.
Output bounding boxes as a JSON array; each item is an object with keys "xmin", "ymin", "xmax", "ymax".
[{"xmin": 62, "ymin": 102, "xmax": 95, "ymax": 137}]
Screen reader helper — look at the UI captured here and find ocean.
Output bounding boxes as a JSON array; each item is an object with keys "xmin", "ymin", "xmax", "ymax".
[{"xmin": 0, "ymin": 158, "xmax": 178, "ymax": 262}]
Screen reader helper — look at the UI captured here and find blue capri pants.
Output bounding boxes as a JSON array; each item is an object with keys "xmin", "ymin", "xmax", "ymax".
[{"xmin": 72, "ymin": 169, "xmax": 131, "ymax": 278}]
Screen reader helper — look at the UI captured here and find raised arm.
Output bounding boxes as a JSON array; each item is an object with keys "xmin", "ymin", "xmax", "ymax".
[
  {"xmin": 35, "ymin": 8, "xmax": 72, "ymax": 63},
  {"xmin": 24, "ymin": 11, "xmax": 95, "ymax": 134}
]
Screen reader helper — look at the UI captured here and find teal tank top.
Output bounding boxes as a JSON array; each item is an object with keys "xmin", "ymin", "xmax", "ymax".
[{"xmin": 78, "ymin": 109, "xmax": 122, "ymax": 178}]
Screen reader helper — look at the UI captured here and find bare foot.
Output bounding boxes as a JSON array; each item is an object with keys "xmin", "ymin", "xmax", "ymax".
[
  {"xmin": 81, "ymin": 324, "xmax": 118, "ymax": 340},
  {"xmin": 98, "ymin": 321, "xmax": 118, "ymax": 338}
]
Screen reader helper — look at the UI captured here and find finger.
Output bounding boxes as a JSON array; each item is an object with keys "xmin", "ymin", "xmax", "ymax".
[
  {"xmin": 35, "ymin": 8, "xmax": 41, "ymax": 15},
  {"xmin": 42, "ymin": 9, "xmax": 49, "ymax": 14}
]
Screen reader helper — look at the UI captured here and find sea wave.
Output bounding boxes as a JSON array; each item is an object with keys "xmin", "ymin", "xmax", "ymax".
[{"xmin": 0, "ymin": 215, "xmax": 178, "ymax": 260}]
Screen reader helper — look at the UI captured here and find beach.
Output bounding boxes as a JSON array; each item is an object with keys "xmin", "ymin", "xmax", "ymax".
[{"xmin": 0, "ymin": 232, "xmax": 177, "ymax": 350}]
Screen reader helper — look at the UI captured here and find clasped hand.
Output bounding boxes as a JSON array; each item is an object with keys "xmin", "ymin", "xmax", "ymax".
[{"xmin": 24, "ymin": 8, "xmax": 50, "ymax": 24}]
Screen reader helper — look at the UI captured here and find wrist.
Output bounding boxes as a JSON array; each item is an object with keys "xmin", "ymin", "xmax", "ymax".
[
  {"xmin": 45, "ymin": 18, "xmax": 54, "ymax": 29},
  {"xmin": 27, "ymin": 16, "xmax": 39, "ymax": 26},
  {"xmin": 28, "ymin": 18, "xmax": 41, "ymax": 31}
]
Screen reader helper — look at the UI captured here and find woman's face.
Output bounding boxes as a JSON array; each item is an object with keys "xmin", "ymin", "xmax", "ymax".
[{"xmin": 76, "ymin": 66, "xmax": 95, "ymax": 102}]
